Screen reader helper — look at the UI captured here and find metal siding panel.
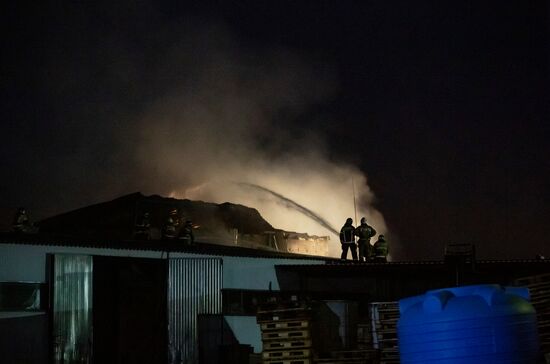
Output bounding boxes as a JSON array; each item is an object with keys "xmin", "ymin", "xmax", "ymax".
[
  {"xmin": 52, "ymin": 254, "xmax": 93, "ymax": 364},
  {"xmin": 168, "ymin": 258, "xmax": 222, "ymax": 364}
]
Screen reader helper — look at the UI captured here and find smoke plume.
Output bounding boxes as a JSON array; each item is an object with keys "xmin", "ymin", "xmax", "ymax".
[
  {"xmin": 7, "ymin": 15, "xmax": 389, "ymax": 257},
  {"xmin": 238, "ymin": 183, "xmax": 339, "ymax": 235},
  {"xmin": 125, "ymin": 25, "xmax": 388, "ymax": 256}
]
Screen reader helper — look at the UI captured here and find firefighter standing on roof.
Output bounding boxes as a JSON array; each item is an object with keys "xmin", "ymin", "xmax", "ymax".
[
  {"xmin": 163, "ymin": 208, "xmax": 179, "ymax": 240},
  {"xmin": 355, "ymin": 217, "xmax": 377, "ymax": 262},
  {"xmin": 13, "ymin": 208, "xmax": 32, "ymax": 233},
  {"xmin": 178, "ymin": 220, "xmax": 195, "ymax": 245},
  {"xmin": 340, "ymin": 218, "xmax": 357, "ymax": 261},
  {"xmin": 373, "ymin": 234, "xmax": 388, "ymax": 262},
  {"xmin": 134, "ymin": 212, "xmax": 151, "ymax": 240}
]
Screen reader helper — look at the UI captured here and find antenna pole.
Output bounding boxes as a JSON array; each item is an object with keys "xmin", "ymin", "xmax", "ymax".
[{"xmin": 352, "ymin": 177, "xmax": 358, "ymax": 226}]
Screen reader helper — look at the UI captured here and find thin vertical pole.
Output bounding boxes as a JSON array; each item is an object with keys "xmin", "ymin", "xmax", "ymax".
[{"xmin": 352, "ymin": 177, "xmax": 358, "ymax": 227}]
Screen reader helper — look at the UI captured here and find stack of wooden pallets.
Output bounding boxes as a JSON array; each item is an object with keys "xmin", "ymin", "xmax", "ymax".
[
  {"xmin": 257, "ymin": 302, "xmax": 313, "ymax": 364},
  {"xmin": 315, "ymin": 349, "xmax": 379, "ymax": 364},
  {"xmin": 514, "ymin": 273, "xmax": 550, "ymax": 361},
  {"xmin": 370, "ymin": 302, "xmax": 400, "ymax": 364},
  {"xmin": 356, "ymin": 322, "xmax": 373, "ymax": 351}
]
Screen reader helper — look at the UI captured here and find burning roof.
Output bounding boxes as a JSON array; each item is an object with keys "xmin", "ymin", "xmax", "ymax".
[{"xmin": 38, "ymin": 192, "xmax": 275, "ymax": 243}]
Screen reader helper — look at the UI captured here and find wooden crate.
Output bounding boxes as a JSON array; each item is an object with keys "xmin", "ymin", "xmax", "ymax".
[
  {"xmin": 330, "ymin": 349, "xmax": 378, "ymax": 360},
  {"xmin": 315, "ymin": 349, "xmax": 379, "ymax": 364},
  {"xmin": 258, "ymin": 302, "xmax": 315, "ymax": 364},
  {"xmin": 376, "ymin": 330, "xmax": 398, "ymax": 341},
  {"xmin": 314, "ymin": 359, "xmax": 366, "ymax": 364},
  {"xmin": 263, "ymin": 359, "xmax": 312, "ymax": 364},
  {"xmin": 263, "ymin": 348, "xmax": 311, "ymax": 360},
  {"xmin": 264, "ymin": 339, "xmax": 312, "ymax": 351},
  {"xmin": 514, "ymin": 274, "xmax": 550, "ymax": 358},
  {"xmin": 370, "ymin": 301, "xmax": 400, "ymax": 363},
  {"xmin": 261, "ymin": 319, "xmax": 310, "ymax": 331},
  {"xmin": 514, "ymin": 273, "xmax": 550, "ymax": 287},
  {"xmin": 357, "ymin": 322, "xmax": 375, "ymax": 351},
  {"xmin": 262, "ymin": 329, "xmax": 310, "ymax": 341},
  {"xmin": 380, "ymin": 347, "xmax": 400, "ymax": 364}
]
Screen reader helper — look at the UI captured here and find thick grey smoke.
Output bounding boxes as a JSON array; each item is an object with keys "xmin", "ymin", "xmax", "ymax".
[
  {"xmin": 9, "ymin": 17, "xmax": 390, "ymax": 257},
  {"xmin": 122, "ymin": 25, "xmax": 389, "ymax": 256}
]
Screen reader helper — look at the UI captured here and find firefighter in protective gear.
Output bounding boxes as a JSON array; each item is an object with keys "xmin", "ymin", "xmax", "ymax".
[
  {"xmin": 13, "ymin": 208, "xmax": 32, "ymax": 233},
  {"xmin": 373, "ymin": 234, "xmax": 388, "ymax": 262},
  {"xmin": 354, "ymin": 217, "xmax": 377, "ymax": 262},
  {"xmin": 178, "ymin": 220, "xmax": 195, "ymax": 245},
  {"xmin": 134, "ymin": 212, "xmax": 151, "ymax": 240},
  {"xmin": 339, "ymin": 218, "xmax": 357, "ymax": 261},
  {"xmin": 163, "ymin": 208, "xmax": 179, "ymax": 240}
]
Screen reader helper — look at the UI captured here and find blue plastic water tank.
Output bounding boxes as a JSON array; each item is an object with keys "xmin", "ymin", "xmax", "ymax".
[{"xmin": 398, "ymin": 284, "xmax": 539, "ymax": 363}]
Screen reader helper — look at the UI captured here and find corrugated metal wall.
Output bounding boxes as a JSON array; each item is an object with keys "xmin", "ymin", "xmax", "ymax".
[
  {"xmin": 168, "ymin": 258, "xmax": 222, "ymax": 364},
  {"xmin": 52, "ymin": 254, "xmax": 93, "ymax": 364}
]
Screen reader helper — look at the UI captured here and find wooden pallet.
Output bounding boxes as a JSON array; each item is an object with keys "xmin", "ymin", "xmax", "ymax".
[
  {"xmin": 376, "ymin": 331, "xmax": 398, "ymax": 340},
  {"xmin": 263, "ymin": 348, "xmax": 311, "ymax": 360},
  {"xmin": 531, "ymin": 291, "xmax": 550, "ymax": 306},
  {"xmin": 315, "ymin": 350, "xmax": 379, "ymax": 364},
  {"xmin": 374, "ymin": 318, "xmax": 398, "ymax": 325},
  {"xmin": 257, "ymin": 307, "xmax": 312, "ymax": 323},
  {"xmin": 315, "ymin": 359, "xmax": 372, "ymax": 364},
  {"xmin": 261, "ymin": 319, "xmax": 310, "ymax": 331},
  {"xmin": 375, "ymin": 313, "xmax": 400, "ymax": 321},
  {"xmin": 263, "ymin": 339, "xmax": 312, "ymax": 350},
  {"xmin": 262, "ymin": 329, "xmax": 310, "ymax": 341},
  {"xmin": 357, "ymin": 326, "xmax": 374, "ymax": 346},
  {"xmin": 370, "ymin": 302, "xmax": 400, "ymax": 309},
  {"xmin": 530, "ymin": 283, "xmax": 550, "ymax": 292},
  {"xmin": 357, "ymin": 343, "xmax": 377, "ymax": 351},
  {"xmin": 378, "ymin": 338, "xmax": 398, "ymax": 346},
  {"xmin": 315, "ymin": 358, "xmax": 371, "ymax": 364},
  {"xmin": 514, "ymin": 273, "xmax": 550, "ymax": 286},
  {"xmin": 380, "ymin": 348, "xmax": 400, "ymax": 364},
  {"xmin": 263, "ymin": 358, "xmax": 311, "ymax": 364},
  {"xmin": 528, "ymin": 283, "xmax": 550, "ymax": 293},
  {"xmin": 539, "ymin": 311, "xmax": 550, "ymax": 318},
  {"xmin": 330, "ymin": 350, "xmax": 378, "ymax": 359}
]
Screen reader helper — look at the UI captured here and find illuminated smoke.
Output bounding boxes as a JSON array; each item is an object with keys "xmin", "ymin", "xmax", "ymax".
[
  {"xmin": 237, "ymin": 183, "xmax": 339, "ymax": 235},
  {"xmin": 122, "ymin": 23, "xmax": 389, "ymax": 257},
  {"xmin": 164, "ymin": 152, "xmax": 388, "ymax": 257},
  {"xmin": 20, "ymin": 18, "xmax": 391, "ymax": 258}
]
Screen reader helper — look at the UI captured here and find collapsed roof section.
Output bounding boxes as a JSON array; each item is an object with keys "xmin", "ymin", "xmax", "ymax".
[
  {"xmin": 38, "ymin": 192, "xmax": 274, "ymax": 242},
  {"xmin": 35, "ymin": 192, "xmax": 329, "ymax": 257}
]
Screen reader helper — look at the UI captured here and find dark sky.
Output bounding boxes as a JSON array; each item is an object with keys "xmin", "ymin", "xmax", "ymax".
[{"xmin": 2, "ymin": 1, "xmax": 549, "ymax": 260}]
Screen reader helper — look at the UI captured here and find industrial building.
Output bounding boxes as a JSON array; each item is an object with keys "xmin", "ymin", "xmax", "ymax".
[
  {"xmin": 1, "ymin": 231, "xmax": 550, "ymax": 363},
  {"xmin": 1, "ymin": 194, "xmax": 549, "ymax": 363}
]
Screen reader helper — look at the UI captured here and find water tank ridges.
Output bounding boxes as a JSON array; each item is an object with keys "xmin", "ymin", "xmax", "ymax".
[{"xmin": 398, "ymin": 284, "xmax": 540, "ymax": 363}]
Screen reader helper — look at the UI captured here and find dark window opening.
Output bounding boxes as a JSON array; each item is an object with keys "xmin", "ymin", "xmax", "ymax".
[{"xmin": 0, "ymin": 282, "xmax": 46, "ymax": 311}]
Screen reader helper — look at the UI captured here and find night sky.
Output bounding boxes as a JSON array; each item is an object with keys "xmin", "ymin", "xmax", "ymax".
[{"xmin": 2, "ymin": 1, "xmax": 549, "ymax": 260}]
